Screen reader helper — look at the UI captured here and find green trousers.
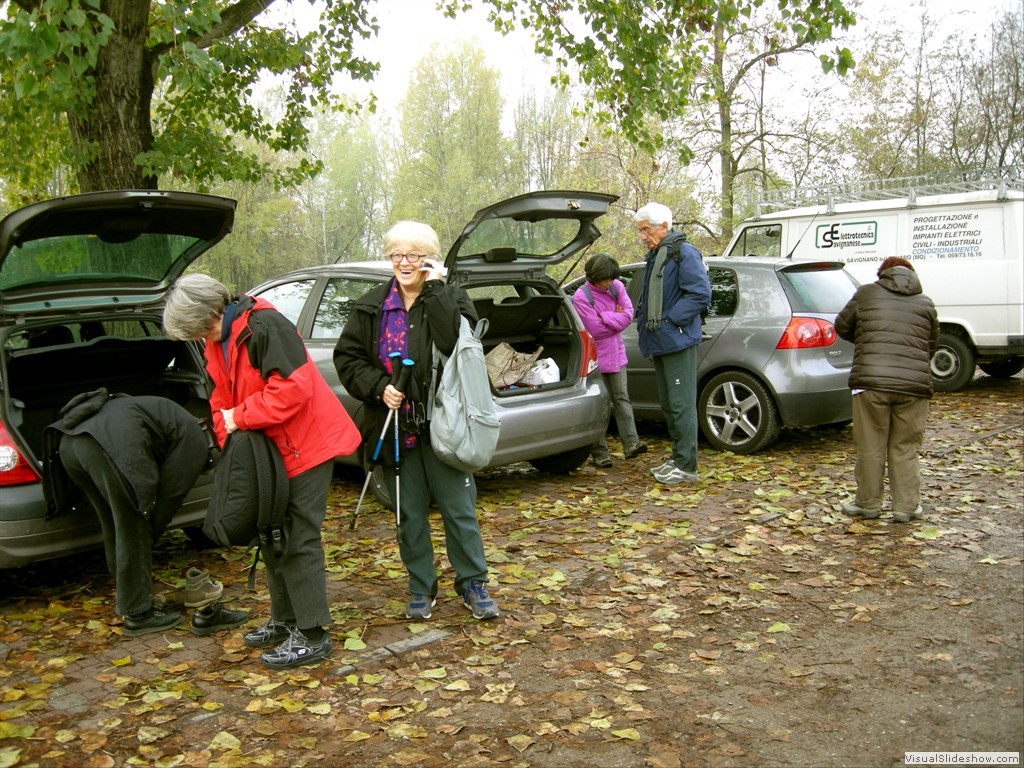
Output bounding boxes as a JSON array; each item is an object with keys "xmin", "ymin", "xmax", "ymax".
[{"xmin": 382, "ymin": 438, "xmax": 489, "ymax": 598}]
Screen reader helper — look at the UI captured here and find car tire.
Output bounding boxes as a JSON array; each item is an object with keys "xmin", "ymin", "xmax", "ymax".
[
  {"xmin": 367, "ymin": 464, "xmax": 394, "ymax": 511},
  {"xmin": 529, "ymin": 445, "xmax": 592, "ymax": 474},
  {"xmin": 699, "ymin": 371, "xmax": 781, "ymax": 454},
  {"xmin": 931, "ymin": 332, "xmax": 976, "ymax": 392},
  {"xmin": 978, "ymin": 357, "xmax": 1024, "ymax": 379}
]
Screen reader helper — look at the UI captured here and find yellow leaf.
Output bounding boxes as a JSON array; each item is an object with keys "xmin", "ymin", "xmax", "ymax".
[
  {"xmin": 610, "ymin": 728, "xmax": 641, "ymax": 740},
  {"xmin": 111, "ymin": 655, "xmax": 132, "ymax": 667},
  {"xmin": 0, "ymin": 747, "xmax": 22, "ymax": 768},
  {"xmin": 137, "ymin": 726, "xmax": 170, "ymax": 744},
  {"xmin": 444, "ymin": 679, "xmax": 471, "ymax": 691},
  {"xmin": 766, "ymin": 622, "xmax": 791, "ymax": 633},
  {"xmin": 208, "ymin": 731, "xmax": 242, "ymax": 752},
  {"xmin": 344, "ymin": 637, "xmax": 367, "ymax": 650},
  {"xmin": 308, "ymin": 703, "xmax": 332, "ymax": 715},
  {"xmin": 506, "ymin": 734, "xmax": 535, "ymax": 753},
  {"xmin": 343, "ymin": 730, "xmax": 372, "ymax": 742},
  {"xmin": 418, "ymin": 667, "xmax": 447, "ymax": 679}
]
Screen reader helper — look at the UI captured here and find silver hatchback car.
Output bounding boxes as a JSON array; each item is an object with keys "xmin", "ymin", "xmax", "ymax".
[
  {"xmin": 567, "ymin": 256, "xmax": 858, "ymax": 453},
  {"xmin": 249, "ymin": 191, "xmax": 615, "ymax": 504}
]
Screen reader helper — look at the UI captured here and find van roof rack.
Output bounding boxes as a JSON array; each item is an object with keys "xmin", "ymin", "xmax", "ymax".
[{"xmin": 751, "ymin": 166, "xmax": 1023, "ymax": 218}]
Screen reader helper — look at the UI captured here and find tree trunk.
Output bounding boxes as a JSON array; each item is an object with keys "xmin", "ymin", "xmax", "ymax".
[
  {"xmin": 68, "ymin": 0, "xmax": 156, "ymax": 191},
  {"xmin": 713, "ymin": 22, "xmax": 735, "ymax": 242}
]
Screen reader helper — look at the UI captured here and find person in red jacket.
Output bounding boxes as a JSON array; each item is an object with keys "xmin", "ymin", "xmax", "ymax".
[{"xmin": 163, "ymin": 274, "xmax": 361, "ymax": 669}]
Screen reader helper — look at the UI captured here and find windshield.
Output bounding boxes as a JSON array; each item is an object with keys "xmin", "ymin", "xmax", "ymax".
[
  {"xmin": 0, "ymin": 232, "xmax": 198, "ymax": 291},
  {"xmin": 458, "ymin": 218, "xmax": 584, "ymax": 258}
]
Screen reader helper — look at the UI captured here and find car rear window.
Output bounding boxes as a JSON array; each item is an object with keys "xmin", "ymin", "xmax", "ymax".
[{"xmin": 778, "ymin": 264, "xmax": 857, "ymax": 313}]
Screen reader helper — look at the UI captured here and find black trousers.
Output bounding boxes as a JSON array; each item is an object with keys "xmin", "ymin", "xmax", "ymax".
[{"xmin": 59, "ymin": 433, "xmax": 159, "ymax": 617}]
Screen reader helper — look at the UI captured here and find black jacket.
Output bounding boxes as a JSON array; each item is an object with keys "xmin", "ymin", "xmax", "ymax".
[
  {"xmin": 42, "ymin": 391, "xmax": 208, "ymax": 522},
  {"xmin": 332, "ymin": 278, "xmax": 476, "ymax": 453},
  {"xmin": 835, "ymin": 266, "xmax": 940, "ymax": 398}
]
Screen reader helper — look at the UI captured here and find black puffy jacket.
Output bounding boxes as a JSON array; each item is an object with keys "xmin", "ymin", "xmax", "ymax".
[{"xmin": 835, "ymin": 266, "xmax": 940, "ymax": 398}]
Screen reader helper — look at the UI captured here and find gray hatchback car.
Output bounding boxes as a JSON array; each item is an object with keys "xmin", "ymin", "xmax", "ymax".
[
  {"xmin": 567, "ymin": 255, "xmax": 858, "ymax": 453},
  {"xmin": 0, "ymin": 190, "xmax": 236, "ymax": 569},
  {"xmin": 249, "ymin": 191, "xmax": 615, "ymax": 505}
]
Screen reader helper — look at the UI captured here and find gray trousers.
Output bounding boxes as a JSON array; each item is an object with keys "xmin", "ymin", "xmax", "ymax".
[
  {"xmin": 592, "ymin": 368, "xmax": 641, "ymax": 461},
  {"xmin": 852, "ymin": 390, "xmax": 930, "ymax": 514},
  {"xmin": 263, "ymin": 459, "xmax": 334, "ymax": 630},
  {"xmin": 60, "ymin": 433, "xmax": 157, "ymax": 617},
  {"xmin": 653, "ymin": 345, "xmax": 699, "ymax": 473}
]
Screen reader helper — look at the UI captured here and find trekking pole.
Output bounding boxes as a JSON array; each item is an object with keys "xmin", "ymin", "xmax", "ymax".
[
  {"xmin": 349, "ymin": 353, "xmax": 403, "ymax": 531},
  {"xmin": 392, "ymin": 358, "xmax": 414, "ymax": 528}
]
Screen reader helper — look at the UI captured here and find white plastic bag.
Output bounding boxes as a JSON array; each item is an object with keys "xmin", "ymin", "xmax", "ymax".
[{"xmin": 518, "ymin": 358, "xmax": 559, "ymax": 386}]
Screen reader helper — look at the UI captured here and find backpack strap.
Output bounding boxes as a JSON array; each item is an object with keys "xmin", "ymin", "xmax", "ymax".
[
  {"xmin": 247, "ymin": 431, "xmax": 289, "ymax": 590},
  {"xmin": 581, "ymin": 282, "xmax": 618, "ymax": 307}
]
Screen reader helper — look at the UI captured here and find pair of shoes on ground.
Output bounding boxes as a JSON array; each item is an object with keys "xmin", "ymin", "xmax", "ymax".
[
  {"xmin": 184, "ymin": 567, "xmax": 223, "ymax": 608},
  {"xmin": 191, "ymin": 602, "xmax": 250, "ymax": 636},
  {"xmin": 840, "ymin": 500, "xmax": 923, "ymax": 523},
  {"xmin": 244, "ymin": 620, "xmax": 333, "ymax": 669},
  {"xmin": 623, "ymin": 441, "xmax": 648, "ymax": 460},
  {"xmin": 406, "ymin": 580, "xmax": 500, "ymax": 621},
  {"xmin": 650, "ymin": 461, "xmax": 698, "ymax": 485}
]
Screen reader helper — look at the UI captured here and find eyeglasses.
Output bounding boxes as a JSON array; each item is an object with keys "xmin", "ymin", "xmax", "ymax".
[{"xmin": 389, "ymin": 252, "xmax": 427, "ymax": 264}]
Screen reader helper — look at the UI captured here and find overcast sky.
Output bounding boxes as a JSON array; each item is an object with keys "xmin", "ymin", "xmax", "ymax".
[{"xmin": 274, "ymin": 0, "xmax": 1017, "ymax": 120}]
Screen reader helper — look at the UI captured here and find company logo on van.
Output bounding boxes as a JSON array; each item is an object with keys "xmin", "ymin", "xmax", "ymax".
[{"xmin": 816, "ymin": 221, "xmax": 878, "ymax": 249}]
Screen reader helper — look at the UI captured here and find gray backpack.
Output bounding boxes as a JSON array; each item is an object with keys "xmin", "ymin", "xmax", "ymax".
[{"xmin": 428, "ymin": 316, "xmax": 501, "ymax": 472}]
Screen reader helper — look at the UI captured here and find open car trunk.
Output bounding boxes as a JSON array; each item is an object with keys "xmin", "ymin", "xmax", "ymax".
[{"xmin": 1, "ymin": 317, "xmax": 213, "ymax": 470}]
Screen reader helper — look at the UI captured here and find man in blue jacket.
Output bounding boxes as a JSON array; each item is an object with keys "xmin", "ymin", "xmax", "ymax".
[{"xmin": 633, "ymin": 203, "xmax": 712, "ymax": 485}]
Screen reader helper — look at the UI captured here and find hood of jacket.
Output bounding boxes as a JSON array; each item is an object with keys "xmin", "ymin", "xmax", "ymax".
[{"xmin": 877, "ymin": 266, "xmax": 922, "ymax": 296}]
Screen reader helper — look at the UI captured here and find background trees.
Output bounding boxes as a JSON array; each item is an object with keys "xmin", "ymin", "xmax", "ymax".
[{"xmin": 0, "ymin": 0, "xmax": 1019, "ymax": 292}]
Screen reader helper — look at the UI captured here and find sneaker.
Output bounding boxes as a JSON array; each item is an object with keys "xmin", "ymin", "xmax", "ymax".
[
  {"xmin": 259, "ymin": 628, "xmax": 333, "ymax": 670},
  {"xmin": 649, "ymin": 460, "xmax": 674, "ymax": 476},
  {"xmin": 593, "ymin": 456, "xmax": 613, "ymax": 468},
  {"xmin": 653, "ymin": 465, "xmax": 699, "ymax": 485},
  {"xmin": 184, "ymin": 567, "xmax": 223, "ymax": 608},
  {"xmin": 191, "ymin": 603, "xmax": 250, "ymax": 637},
  {"xmin": 840, "ymin": 500, "xmax": 881, "ymax": 519},
  {"xmin": 243, "ymin": 619, "xmax": 294, "ymax": 649},
  {"xmin": 463, "ymin": 580, "xmax": 499, "ymax": 620},
  {"xmin": 406, "ymin": 594, "xmax": 437, "ymax": 620},
  {"xmin": 893, "ymin": 505, "xmax": 923, "ymax": 523},
  {"xmin": 623, "ymin": 442, "xmax": 648, "ymax": 459},
  {"xmin": 124, "ymin": 606, "xmax": 181, "ymax": 637}
]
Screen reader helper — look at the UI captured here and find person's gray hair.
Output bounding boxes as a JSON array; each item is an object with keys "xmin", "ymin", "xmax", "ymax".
[
  {"xmin": 163, "ymin": 273, "xmax": 231, "ymax": 341},
  {"xmin": 633, "ymin": 202, "xmax": 673, "ymax": 229},
  {"xmin": 383, "ymin": 221, "xmax": 441, "ymax": 259}
]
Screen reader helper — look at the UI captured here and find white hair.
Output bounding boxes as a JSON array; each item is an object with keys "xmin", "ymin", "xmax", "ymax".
[
  {"xmin": 633, "ymin": 203, "xmax": 673, "ymax": 229},
  {"xmin": 382, "ymin": 221, "xmax": 441, "ymax": 259},
  {"xmin": 163, "ymin": 273, "xmax": 231, "ymax": 340}
]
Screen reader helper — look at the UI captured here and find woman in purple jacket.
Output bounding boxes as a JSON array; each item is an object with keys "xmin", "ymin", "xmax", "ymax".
[{"xmin": 572, "ymin": 253, "xmax": 648, "ymax": 467}]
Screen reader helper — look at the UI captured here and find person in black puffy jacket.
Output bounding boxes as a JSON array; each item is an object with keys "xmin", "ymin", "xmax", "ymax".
[{"xmin": 835, "ymin": 257, "xmax": 939, "ymax": 523}]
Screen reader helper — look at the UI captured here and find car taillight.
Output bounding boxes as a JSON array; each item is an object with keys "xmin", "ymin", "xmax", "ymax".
[
  {"xmin": 0, "ymin": 423, "xmax": 40, "ymax": 486},
  {"xmin": 776, "ymin": 317, "xmax": 838, "ymax": 349},
  {"xmin": 579, "ymin": 330, "xmax": 600, "ymax": 376}
]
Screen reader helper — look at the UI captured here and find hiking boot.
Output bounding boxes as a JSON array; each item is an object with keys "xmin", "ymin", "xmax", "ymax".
[
  {"xmin": 649, "ymin": 460, "xmax": 675, "ymax": 476},
  {"xmin": 243, "ymin": 619, "xmax": 294, "ymax": 649},
  {"xmin": 124, "ymin": 606, "xmax": 181, "ymax": 637},
  {"xmin": 593, "ymin": 456, "xmax": 613, "ymax": 468},
  {"xmin": 463, "ymin": 580, "xmax": 499, "ymax": 620},
  {"xmin": 840, "ymin": 500, "xmax": 881, "ymax": 519},
  {"xmin": 653, "ymin": 465, "xmax": 699, "ymax": 485},
  {"xmin": 406, "ymin": 595, "xmax": 437, "ymax": 620},
  {"xmin": 184, "ymin": 567, "xmax": 223, "ymax": 608},
  {"xmin": 893, "ymin": 505, "xmax": 923, "ymax": 523},
  {"xmin": 259, "ymin": 628, "xmax": 333, "ymax": 670},
  {"xmin": 191, "ymin": 603, "xmax": 250, "ymax": 637},
  {"xmin": 623, "ymin": 442, "xmax": 648, "ymax": 459}
]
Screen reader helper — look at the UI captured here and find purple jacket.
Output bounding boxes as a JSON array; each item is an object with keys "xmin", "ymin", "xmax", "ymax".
[{"xmin": 572, "ymin": 278, "xmax": 633, "ymax": 373}]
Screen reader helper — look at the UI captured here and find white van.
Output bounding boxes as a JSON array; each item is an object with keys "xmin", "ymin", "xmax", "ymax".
[{"xmin": 723, "ymin": 169, "xmax": 1024, "ymax": 391}]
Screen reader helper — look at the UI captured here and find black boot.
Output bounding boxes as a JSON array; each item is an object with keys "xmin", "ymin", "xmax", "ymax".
[{"xmin": 191, "ymin": 602, "xmax": 250, "ymax": 636}]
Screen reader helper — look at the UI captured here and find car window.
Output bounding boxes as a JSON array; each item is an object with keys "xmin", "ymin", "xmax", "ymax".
[
  {"xmin": 779, "ymin": 266, "xmax": 857, "ymax": 313},
  {"xmin": 708, "ymin": 267, "xmax": 738, "ymax": 317},
  {"xmin": 254, "ymin": 279, "xmax": 314, "ymax": 326},
  {"xmin": 312, "ymin": 277, "xmax": 381, "ymax": 339},
  {"xmin": 727, "ymin": 224, "xmax": 782, "ymax": 258}
]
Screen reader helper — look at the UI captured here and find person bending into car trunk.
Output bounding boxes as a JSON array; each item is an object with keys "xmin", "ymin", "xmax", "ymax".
[
  {"xmin": 633, "ymin": 203, "xmax": 712, "ymax": 485},
  {"xmin": 42, "ymin": 392, "xmax": 247, "ymax": 637},
  {"xmin": 835, "ymin": 257, "xmax": 939, "ymax": 523},
  {"xmin": 163, "ymin": 274, "xmax": 361, "ymax": 669},
  {"xmin": 333, "ymin": 220, "xmax": 499, "ymax": 622},
  {"xmin": 572, "ymin": 252, "xmax": 648, "ymax": 467}
]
